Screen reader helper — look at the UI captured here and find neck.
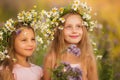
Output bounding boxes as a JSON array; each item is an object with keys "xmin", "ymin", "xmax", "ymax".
[
  {"xmin": 15, "ymin": 55, "xmax": 30, "ymax": 67},
  {"xmin": 16, "ymin": 60, "xmax": 30, "ymax": 67},
  {"xmin": 65, "ymin": 43, "xmax": 77, "ymax": 47}
]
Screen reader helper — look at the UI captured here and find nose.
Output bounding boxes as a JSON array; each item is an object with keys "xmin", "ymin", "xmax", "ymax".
[{"xmin": 72, "ymin": 27, "xmax": 77, "ymax": 33}]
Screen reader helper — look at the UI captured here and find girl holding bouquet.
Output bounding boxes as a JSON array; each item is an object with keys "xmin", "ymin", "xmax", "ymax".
[{"xmin": 43, "ymin": 0, "xmax": 98, "ymax": 80}]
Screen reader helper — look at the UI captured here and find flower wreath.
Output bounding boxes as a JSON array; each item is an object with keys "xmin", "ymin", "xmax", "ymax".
[
  {"xmin": 40, "ymin": 0, "xmax": 97, "ymax": 40},
  {"xmin": 0, "ymin": 9, "xmax": 43, "ymax": 61}
]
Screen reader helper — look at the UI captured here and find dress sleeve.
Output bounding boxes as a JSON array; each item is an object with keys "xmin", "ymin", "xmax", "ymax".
[
  {"xmin": 32, "ymin": 64, "xmax": 44, "ymax": 79},
  {"xmin": 39, "ymin": 66, "xmax": 43, "ymax": 78}
]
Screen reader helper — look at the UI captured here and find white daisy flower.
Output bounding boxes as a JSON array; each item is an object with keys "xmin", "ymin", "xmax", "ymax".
[
  {"xmin": 9, "ymin": 18, "xmax": 14, "ymax": 23},
  {"xmin": 46, "ymin": 11, "xmax": 52, "ymax": 18},
  {"xmin": 31, "ymin": 10, "xmax": 37, "ymax": 17},
  {"xmin": 72, "ymin": 4, "xmax": 78, "ymax": 11},
  {"xmin": 59, "ymin": 18, "xmax": 65, "ymax": 23},
  {"xmin": 5, "ymin": 19, "xmax": 15, "ymax": 31},
  {"xmin": 80, "ymin": 2, "xmax": 88, "ymax": 9},
  {"xmin": 59, "ymin": 8, "xmax": 64, "ymax": 14},
  {"xmin": 58, "ymin": 26, "xmax": 64, "ymax": 30},
  {"xmin": 25, "ymin": 12, "xmax": 32, "ymax": 21},
  {"xmin": 41, "ymin": 10, "xmax": 47, "ymax": 15},
  {"xmin": 96, "ymin": 55, "xmax": 102, "ymax": 60},
  {"xmin": 73, "ymin": 0, "xmax": 80, "ymax": 5},
  {"xmin": 0, "ymin": 31, "xmax": 3, "ymax": 40},
  {"xmin": 17, "ymin": 11, "xmax": 25, "ymax": 22},
  {"xmin": 89, "ymin": 28, "xmax": 94, "ymax": 31},
  {"xmin": 83, "ymin": 13, "xmax": 91, "ymax": 20},
  {"xmin": 51, "ymin": 7, "xmax": 58, "ymax": 13},
  {"xmin": 36, "ymin": 36, "xmax": 43, "ymax": 44},
  {"xmin": 46, "ymin": 29, "xmax": 52, "ymax": 34},
  {"xmin": 82, "ymin": 21, "xmax": 88, "ymax": 26},
  {"xmin": 6, "ymin": 55, "xmax": 10, "ymax": 59},
  {"xmin": 55, "ymin": 22, "xmax": 59, "ymax": 26},
  {"xmin": 89, "ymin": 21, "xmax": 95, "ymax": 25},
  {"xmin": 0, "ymin": 51, "xmax": 5, "ymax": 60}
]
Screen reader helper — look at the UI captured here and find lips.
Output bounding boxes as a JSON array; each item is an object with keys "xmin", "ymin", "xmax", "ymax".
[
  {"xmin": 69, "ymin": 35, "xmax": 79, "ymax": 38},
  {"xmin": 25, "ymin": 48, "xmax": 34, "ymax": 51}
]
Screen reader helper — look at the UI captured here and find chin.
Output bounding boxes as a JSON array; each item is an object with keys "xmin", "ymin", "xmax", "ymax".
[
  {"xmin": 26, "ymin": 53, "xmax": 33, "ymax": 56},
  {"xmin": 71, "ymin": 42, "xmax": 79, "ymax": 44},
  {"xmin": 67, "ymin": 41, "xmax": 79, "ymax": 44},
  {"xmin": 71, "ymin": 40, "xmax": 80, "ymax": 44},
  {"xmin": 26, "ymin": 55, "xmax": 33, "ymax": 57},
  {"xmin": 65, "ymin": 39, "xmax": 80, "ymax": 44}
]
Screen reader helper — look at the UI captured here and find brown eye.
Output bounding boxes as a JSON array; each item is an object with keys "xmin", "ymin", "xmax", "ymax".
[
  {"xmin": 32, "ymin": 38, "xmax": 35, "ymax": 41},
  {"xmin": 77, "ymin": 25, "xmax": 80, "ymax": 27},
  {"xmin": 77, "ymin": 24, "xmax": 82, "ymax": 27},
  {"xmin": 22, "ymin": 39, "xmax": 27, "ymax": 41},
  {"xmin": 65, "ymin": 25, "xmax": 72, "ymax": 29},
  {"xmin": 76, "ymin": 25, "xmax": 82, "ymax": 29}
]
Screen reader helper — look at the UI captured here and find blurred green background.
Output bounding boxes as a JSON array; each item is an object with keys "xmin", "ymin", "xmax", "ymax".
[{"xmin": 0, "ymin": 0, "xmax": 120, "ymax": 80}]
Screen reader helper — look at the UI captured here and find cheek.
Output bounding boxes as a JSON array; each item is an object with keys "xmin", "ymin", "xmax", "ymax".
[
  {"xmin": 81, "ymin": 30, "xmax": 83, "ymax": 35},
  {"xmin": 63, "ymin": 29, "xmax": 71, "ymax": 36},
  {"xmin": 14, "ymin": 41, "xmax": 25, "ymax": 49},
  {"xmin": 34, "ymin": 42, "xmax": 36, "ymax": 49},
  {"xmin": 79, "ymin": 28, "xmax": 83, "ymax": 35},
  {"xmin": 14, "ymin": 43, "xmax": 22, "ymax": 53},
  {"xmin": 18, "ymin": 42, "xmax": 25, "ymax": 47}
]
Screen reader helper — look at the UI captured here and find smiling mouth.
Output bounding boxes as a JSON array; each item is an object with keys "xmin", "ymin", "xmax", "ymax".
[
  {"xmin": 25, "ymin": 48, "xmax": 34, "ymax": 51},
  {"xmin": 70, "ymin": 36, "xmax": 79, "ymax": 38}
]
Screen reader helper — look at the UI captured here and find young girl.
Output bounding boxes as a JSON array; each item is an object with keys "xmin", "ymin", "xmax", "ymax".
[
  {"xmin": 43, "ymin": 0, "xmax": 98, "ymax": 80},
  {"xmin": 0, "ymin": 10, "xmax": 43, "ymax": 80}
]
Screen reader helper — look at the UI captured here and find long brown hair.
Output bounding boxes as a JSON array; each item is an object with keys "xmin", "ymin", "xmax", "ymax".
[
  {"xmin": 0, "ymin": 22, "xmax": 35, "ymax": 80},
  {"xmin": 48, "ymin": 12, "xmax": 94, "ymax": 65}
]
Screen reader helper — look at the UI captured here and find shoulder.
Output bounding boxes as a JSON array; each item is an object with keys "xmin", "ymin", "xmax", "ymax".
[
  {"xmin": 31, "ymin": 63, "xmax": 43, "ymax": 70},
  {"xmin": 44, "ymin": 51, "xmax": 57, "ymax": 69},
  {"xmin": 86, "ymin": 53, "xmax": 97, "ymax": 68},
  {"xmin": 31, "ymin": 63, "xmax": 43, "ymax": 77},
  {"xmin": 44, "ymin": 51, "xmax": 56, "ymax": 61},
  {"xmin": 86, "ymin": 53, "xmax": 95, "ymax": 61}
]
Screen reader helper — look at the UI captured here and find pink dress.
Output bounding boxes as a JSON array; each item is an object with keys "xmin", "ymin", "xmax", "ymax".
[{"xmin": 12, "ymin": 63, "xmax": 43, "ymax": 80}]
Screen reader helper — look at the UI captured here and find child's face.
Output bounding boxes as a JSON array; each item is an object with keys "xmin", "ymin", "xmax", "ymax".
[
  {"xmin": 14, "ymin": 28, "xmax": 36, "ymax": 58},
  {"xmin": 63, "ymin": 14, "xmax": 83, "ymax": 45}
]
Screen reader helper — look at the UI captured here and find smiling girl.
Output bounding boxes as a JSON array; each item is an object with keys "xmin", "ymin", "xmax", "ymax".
[
  {"xmin": 43, "ymin": 0, "xmax": 98, "ymax": 80},
  {"xmin": 0, "ymin": 10, "xmax": 43, "ymax": 80}
]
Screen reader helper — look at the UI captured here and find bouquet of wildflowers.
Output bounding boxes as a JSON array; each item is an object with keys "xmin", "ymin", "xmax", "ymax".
[
  {"xmin": 51, "ymin": 62, "xmax": 82, "ymax": 80},
  {"xmin": 51, "ymin": 44, "xmax": 82, "ymax": 80}
]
